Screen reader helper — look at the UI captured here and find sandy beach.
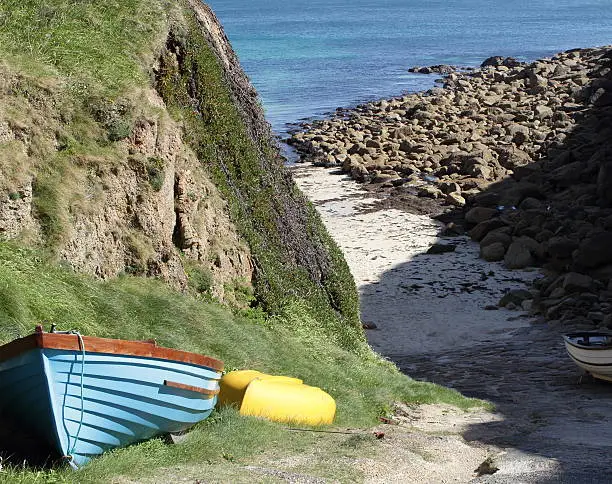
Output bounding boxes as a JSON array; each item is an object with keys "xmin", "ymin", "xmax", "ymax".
[
  {"xmin": 292, "ymin": 163, "xmax": 612, "ymax": 483},
  {"xmin": 292, "ymin": 165, "xmax": 538, "ymax": 357}
]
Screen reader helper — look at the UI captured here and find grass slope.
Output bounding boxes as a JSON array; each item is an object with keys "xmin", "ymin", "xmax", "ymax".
[
  {"xmin": 0, "ymin": 1, "xmax": 483, "ymax": 481},
  {"xmin": 0, "ymin": 0, "xmax": 166, "ymax": 92},
  {"xmin": 0, "ymin": 243, "xmax": 481, "ymax": 482},
  {"xmin": 0, "ymin": 0, "xmax": 362, "ymax": 351}
]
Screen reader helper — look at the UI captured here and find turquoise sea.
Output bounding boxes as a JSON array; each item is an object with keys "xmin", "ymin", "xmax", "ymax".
[{"xmin": 206, "ymin": 0, "xmax": 612, "ymax": 136}]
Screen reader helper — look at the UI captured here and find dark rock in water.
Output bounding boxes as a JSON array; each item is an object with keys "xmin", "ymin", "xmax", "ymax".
[
  {"xmin": 480, "ymin": 56, "xmax": 522, "ymax": 68},
  {"xmin": 362, "ymin": 321, "xmax": 378, "ymax": 330},
  {"xmin": 409, "ymin": 64, "xmax": 456, "ymax": 75},
  {"xmin": 499, "ymin": 289, "xmax": 533, "ymax": 307},
  {"xmin": 426, "ymin": 243, "xmax": 457, "ymax": 254},
  {"xmin": 480, "ymin": 56, "xmax": 504, "ymax": 67}
]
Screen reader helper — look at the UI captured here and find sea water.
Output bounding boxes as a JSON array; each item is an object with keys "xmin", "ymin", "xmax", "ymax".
[{"xmin": 206, "ymin": 0, "xmax": 612, "ymax": 136}]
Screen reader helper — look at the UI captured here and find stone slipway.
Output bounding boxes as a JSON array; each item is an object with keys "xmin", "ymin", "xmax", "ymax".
[{"xmin": 292, "ymin": 165, "xmax": 612, "ymax": 483}]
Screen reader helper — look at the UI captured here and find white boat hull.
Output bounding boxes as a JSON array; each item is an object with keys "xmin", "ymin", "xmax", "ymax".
[{"xmin": 563, "ymin": 332, "xmax": 612, "ymax": 381}]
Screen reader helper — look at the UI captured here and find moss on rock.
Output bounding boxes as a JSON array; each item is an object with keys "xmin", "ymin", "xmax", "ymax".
[{"xmin": 155, "ymin": 3, "xmax": 362, "ymax": 350}]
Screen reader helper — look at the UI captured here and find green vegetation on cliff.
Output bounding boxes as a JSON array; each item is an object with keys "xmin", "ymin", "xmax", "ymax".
[
  {"xmin": 0, "ymin": 0, "xmax": 361, "ymax": 352},
  {"xmin": 154, "ymin": 5, "xmax": 361, "ymax": 351}
]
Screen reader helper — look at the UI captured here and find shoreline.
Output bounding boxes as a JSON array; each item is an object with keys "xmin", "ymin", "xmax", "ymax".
[
  {"xmin": 291, "ymin": 165, "xmax": 539, "ymax": 356},
  {"xmin": 288, "ymin": 45, "xmax": 612, "ymax": 482},
  {"xmin": 289, "ymin": 45, "xmax": 612, "ymax": 331},
  {"xmin": 291, "ymin": 141, "xmax": 612, "ymax": 484}
]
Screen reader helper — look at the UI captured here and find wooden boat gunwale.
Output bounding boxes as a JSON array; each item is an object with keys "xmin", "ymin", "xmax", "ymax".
[
  {"xmin": 0, "ymin": 331, "xmax": 224, "ymax": 371},
  {"xmin": 563, "ymin": 331, "xmax": 612, "ymax": 351}
]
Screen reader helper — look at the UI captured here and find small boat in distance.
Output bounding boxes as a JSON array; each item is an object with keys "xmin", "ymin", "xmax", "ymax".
[
  {"xmin": 563, "ymin": 331, "xmax": 612, "ymax": 382},
  {"xmin": 0, "ymin": 326, "xmax": 223, "ymax": 468}
]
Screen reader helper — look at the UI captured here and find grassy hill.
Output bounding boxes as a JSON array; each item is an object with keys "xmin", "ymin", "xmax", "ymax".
[{"xmin": 0, "ymin": 0, "xmax": 481, "ymax": 480}]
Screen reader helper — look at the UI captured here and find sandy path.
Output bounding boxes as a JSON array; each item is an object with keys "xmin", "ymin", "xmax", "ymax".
[
  {"xmin": 292, "ymin": 166, "xmax": 538, "ymax": 356},
  {"xmin": 292, "ymin": 165, "xmax": 612, "ymax": 484}
]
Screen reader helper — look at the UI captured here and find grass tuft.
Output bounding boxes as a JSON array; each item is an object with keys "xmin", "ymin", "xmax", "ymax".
[{"xmin": 0, "ymin": 0, "xmax": 169, "ymax": 95}]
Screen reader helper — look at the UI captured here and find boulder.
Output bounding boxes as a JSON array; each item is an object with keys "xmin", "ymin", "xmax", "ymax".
[
  {"xmin": 350, "ymin": 162, "xmax": 370, "ymax": 182},
  {"xmin": 499, "ymin": 289, "xmax": 533, "ymax": 307},
  {"xmin": 469, "ymin": 219, "xmax": 508, "ymax": 242},
  {"xmin": 465, "ymin": 207, "xmax": 498, "ymax": 225},
  {"xmin": 411, "ymin": 64, "xmax": 456, "ymax": 75},
  {"xmin": 549, "ymin": 161, "xmax": 587, "ymax": 188},
  {"xmin": 547, "ymin": 236, "xmax": 578, "ymax": 259},
  {"xmin": 371, "ymin": 173, "xmax": 400, "ymax": 184},
  {"xmin": 519, "ymin": 197, "xmax": 542, "ymax": 210},
  {"xmin": 534, "ymin": 104, "xmax": 554, "ymax": 119},
  {"xmin": 507, "ymin": 123, "xmax": 530, "ymax": 144},
  {"xmin": 480, "ymin": 242, "xmax": 506, "ymax": 261},
  {"xmin": 496, "ymin": 147, "xmax": 532, "ymax": 169},
  {"xmin": 573, "ymin": 231, "xmax": 612, "ymax": 270},
  {"xmin": 446, "ymin": 192, "xmax": 466, "ymax": 206},
  {"xmin": 480, "ymin": 230, "xmax": 512, "ymax": 249},
  {"xmin": 466, "ymin": 163, "xmax": 493, "ymax": 179},
  {"xmin": 597, "ymin": 156, "xmax": 612, "ymax": 206},
  {"xmin": 563, "ymin": 272, "xmax": 593, "ymax": 293},
  {"xmin": 514, "ymin": 236, "xmax": 545, "ymax": 259},
  {"xmin": 504, "ymin": 241, "xmax": 534, "ymax": 269},
  {"xmin": 591, "ymin": 88, "xmax": 612, "ymax": 107},
  {"xmin": 427, "ymin": 243, "xmax": 457, "ymax": 254},
  {"xmin": 499, "ymin": 182, "xmax": 545, "ymax": 206},
  {"xmin": 481, "ymin": 56, "xmax": 522, "ymax": 68},
  {"xmin": 591, "ymin": 264, "xmax": 612, "ymax": 282},
  {"xmin": 418, "ymin": 185, "xmax": 442, "ymax": 199}
]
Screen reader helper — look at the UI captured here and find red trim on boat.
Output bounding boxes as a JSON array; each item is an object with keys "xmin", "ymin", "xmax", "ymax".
[
  {"xmin": 163, "ymin": 380, "xmax": 220, "ymax": 396},
  {"xmin": 0, "ymin": 332, "xmax": 224, "ymax": 371}
]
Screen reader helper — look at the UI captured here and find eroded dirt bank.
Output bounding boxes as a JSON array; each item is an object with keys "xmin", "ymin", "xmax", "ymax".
[{"xmin": 293, "ymin": 165, "xmax": 612, "ymax": 483}]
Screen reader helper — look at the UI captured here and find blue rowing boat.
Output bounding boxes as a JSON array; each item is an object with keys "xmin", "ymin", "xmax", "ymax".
[{"xmin": 0, "ymin": 326, "xmax": 223, "ymax": 468}]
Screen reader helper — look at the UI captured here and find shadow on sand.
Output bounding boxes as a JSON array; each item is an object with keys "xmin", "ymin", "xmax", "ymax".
[{"xmin": 361, "ymin": 51, "xmax": 612, "ymax": 482}]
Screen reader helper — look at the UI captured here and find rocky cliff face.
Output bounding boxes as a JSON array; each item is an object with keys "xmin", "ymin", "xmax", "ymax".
[
  {"xmin": 0, "ymin": 0, "xmax": 359, "ymax": 334},
  {"xmin": 0, "ymin": 65, "xmax": 252, "ymax": 300}
]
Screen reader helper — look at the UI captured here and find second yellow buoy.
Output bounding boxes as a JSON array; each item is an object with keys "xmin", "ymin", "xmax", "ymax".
[{"xmin": 218, "ymin": 370, "xmax": 336, "ymax": 425}]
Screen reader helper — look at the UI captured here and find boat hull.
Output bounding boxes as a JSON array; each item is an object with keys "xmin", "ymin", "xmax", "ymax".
[
  {"xmin": 0, "ymin": 333, "xmax": 222, "ymax": 467},
  {"xmin": 563, "ymin": 332, "xmax": 612, "ymax": 381}
]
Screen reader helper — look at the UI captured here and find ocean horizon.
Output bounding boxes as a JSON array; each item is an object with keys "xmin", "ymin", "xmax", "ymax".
[{"xmin": 206, "ymin": 0, "xmax": 612, "ymax": 137}]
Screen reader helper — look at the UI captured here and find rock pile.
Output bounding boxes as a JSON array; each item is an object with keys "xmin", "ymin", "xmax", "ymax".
[{"xmin": 290, "ymin": 46, "xmax": 612, "ymax": 327}]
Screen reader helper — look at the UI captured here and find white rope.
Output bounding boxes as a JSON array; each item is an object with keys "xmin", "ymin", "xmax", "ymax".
[
  {"xmin": 69, "ymin": 331, "xmax": 85, "ymax": 467},
  {"xmin": 53, "ymin": 329, "xmax": 85, "ymax": 470}
]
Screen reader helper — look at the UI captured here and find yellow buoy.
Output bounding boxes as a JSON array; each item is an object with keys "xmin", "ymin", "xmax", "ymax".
[
  {"xmin": 240, "ymin": 379, "xmax": 336, "ymax": 425},
  {"xmin": 218, "ymin": 370, "xmax": 335, "ymax": 425},
  {"xmin": 218, "ymin": 370, "xmax": 264, "ymax": 407},
  {"xmin": 218, "ymin": 370, "xmax": 302, "ymax": 407}
]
